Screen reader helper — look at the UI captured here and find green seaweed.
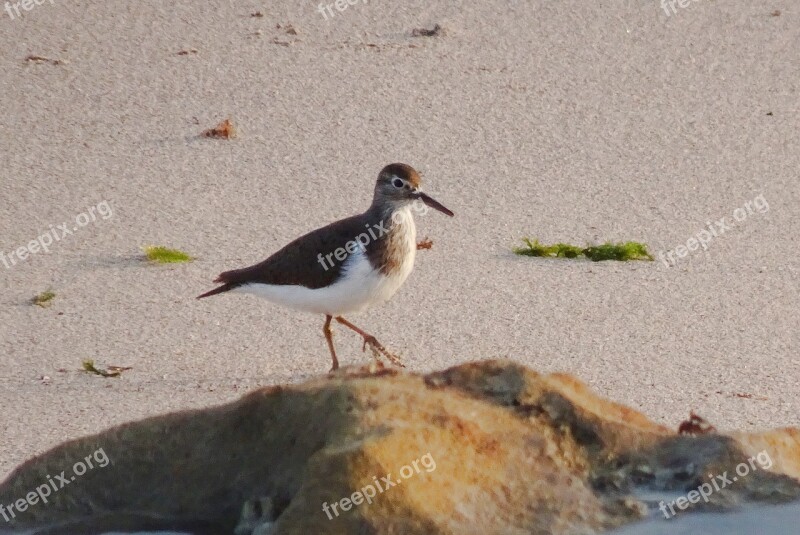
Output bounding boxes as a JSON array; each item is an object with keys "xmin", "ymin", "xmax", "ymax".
[
  {"xmin": 32, "ymin": 290, "xmax": 56, "ymax": 307},
  {"xmin": 514, "ymin": 239, "xmax": 653, "ymax": 262},
  {"xmin": 583, "ymin": 241, "xmax": 653, "ymax": 262},
  {"xmin": 82, "ymin": 359, "xmax": 132, "ymax": 378},
  {"xmin": 143, "ymin": 245, "xmax": 193, "ymax": 264},
  {"xmin": 515, "ymin": 239, "xmax": 584, "ymax": 259}
]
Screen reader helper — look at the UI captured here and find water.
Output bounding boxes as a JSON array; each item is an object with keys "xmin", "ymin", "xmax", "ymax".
[{"xmin": 611, "ymin": 501, "xmax": 800, "ymax": 534}]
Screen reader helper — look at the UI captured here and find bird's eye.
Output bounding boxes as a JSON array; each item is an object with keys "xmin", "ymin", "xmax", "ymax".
[{"xmin": 392, "ymin": 178, "xmax": 404, "ymax": 188}]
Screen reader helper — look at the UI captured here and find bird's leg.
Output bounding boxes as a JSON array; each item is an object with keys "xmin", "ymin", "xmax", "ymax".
[
  {"xmin": 323, "ymin": 315, "xmax": 339, "ymax": 372},
  {"xmin": 334, "ymin": 316, "xmax": 405, "ymax": 368}
]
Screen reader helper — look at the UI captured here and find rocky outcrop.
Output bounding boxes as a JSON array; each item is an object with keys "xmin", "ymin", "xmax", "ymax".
[{"xmin": 1, "ymin": 360, "xmax": 799, "ymax": 534}]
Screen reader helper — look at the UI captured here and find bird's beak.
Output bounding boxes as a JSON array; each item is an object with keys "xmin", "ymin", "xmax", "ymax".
[{"xmin": 415, "ymin": 192, "xmax": 454, "ymax": 217}]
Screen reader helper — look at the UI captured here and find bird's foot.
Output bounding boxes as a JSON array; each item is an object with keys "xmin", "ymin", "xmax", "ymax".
[{"xmin": 361, "ymin": 335, "xmax": 405, "ymax": 368}]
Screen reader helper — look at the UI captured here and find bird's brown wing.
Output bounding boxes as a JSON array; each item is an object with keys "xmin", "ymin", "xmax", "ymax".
[{"xmin": 198, "ymin": 214, "xmax": 371, "ymax": 298}]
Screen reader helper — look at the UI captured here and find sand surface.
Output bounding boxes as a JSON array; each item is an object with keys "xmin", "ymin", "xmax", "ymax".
[{"xmin": 1, "ymin": 0, "xmax": 798, "ymax": 487}]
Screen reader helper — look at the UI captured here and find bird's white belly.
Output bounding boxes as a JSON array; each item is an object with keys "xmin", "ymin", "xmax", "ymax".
[{"xmin": 236, "ymin": 241, "xmax": 416, "ymax": 316}]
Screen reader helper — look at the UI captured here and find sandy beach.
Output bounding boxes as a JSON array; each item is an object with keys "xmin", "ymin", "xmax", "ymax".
[{"xmin": 1, "ymin": 0, "xmax": 798, "ymax": 493}]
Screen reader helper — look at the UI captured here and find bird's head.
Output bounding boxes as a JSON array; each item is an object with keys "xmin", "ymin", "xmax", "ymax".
[{"xmin": 373, "ymin": 163, "xmax": 454, "ymax": 217}]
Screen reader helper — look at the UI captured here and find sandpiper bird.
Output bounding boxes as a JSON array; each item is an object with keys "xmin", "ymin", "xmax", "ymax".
[{"xmin": 197, "ymin": 163, "xmax": 453, "ymax": 371}]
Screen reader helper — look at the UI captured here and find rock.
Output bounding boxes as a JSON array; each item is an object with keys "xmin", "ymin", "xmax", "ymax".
[{"xmin": 1, "ymin": 360, "xmax": 799, "ymax": 534}]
